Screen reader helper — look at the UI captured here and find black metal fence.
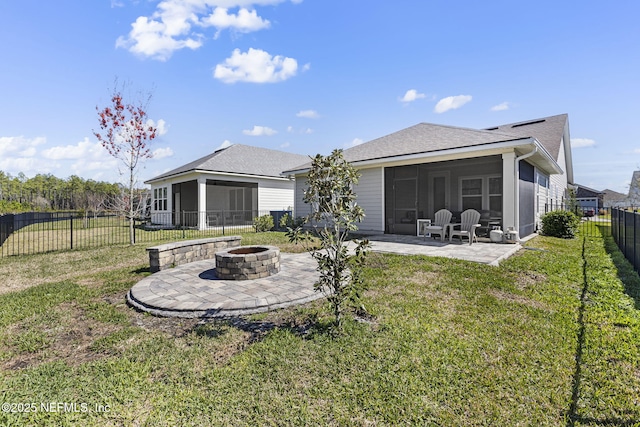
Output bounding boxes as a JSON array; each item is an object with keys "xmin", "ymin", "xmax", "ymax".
[
  {"xmin": 0, "ymin": 210, "xmax": 291, "ymax": 257},
  {"xmin": 611, "ymin": 207, "xmax": 640, "ymax": 273},
  {"xmin": 545, "ymin": 204, "xmax": 612, "ymax": 237}
]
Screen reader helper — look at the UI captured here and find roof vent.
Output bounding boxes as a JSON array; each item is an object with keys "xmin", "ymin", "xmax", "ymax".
[
  {"xmin": 512, "ymin": 119, "xmax": 545, "ymax": 128},
  {"xmin": 485, "ymin": 127, "xmax": 499, "ymax": 131}
]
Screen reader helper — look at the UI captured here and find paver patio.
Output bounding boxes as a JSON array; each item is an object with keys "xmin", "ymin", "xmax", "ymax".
[{"xmin": 128, "ymin": 236, "xmax": 525, "ymax": 318}]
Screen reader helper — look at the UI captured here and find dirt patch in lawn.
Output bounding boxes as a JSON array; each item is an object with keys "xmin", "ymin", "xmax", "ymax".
[
  {"xmin": 514, "ymin": 271, "xmax": 547, "ymax": 290},
  {"xmin": 489, "ymin": 289, "xmax": 551, "ymax": 312}
]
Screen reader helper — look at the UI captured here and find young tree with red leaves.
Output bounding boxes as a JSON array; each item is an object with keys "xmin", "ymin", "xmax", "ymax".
[{"xmin": 93, "ymin": 84, "xmax": 157, "ymax": 244}]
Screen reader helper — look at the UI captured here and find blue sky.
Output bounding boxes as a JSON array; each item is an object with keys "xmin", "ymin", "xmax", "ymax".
[{"xmin": 0, "ymin": 0, "xmax": 638, "ymax": 193}]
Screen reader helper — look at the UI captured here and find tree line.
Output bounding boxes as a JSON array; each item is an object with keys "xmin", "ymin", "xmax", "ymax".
[{"xmin": 0, "ymin": 171, "xmax": 123, "ymax": 214}]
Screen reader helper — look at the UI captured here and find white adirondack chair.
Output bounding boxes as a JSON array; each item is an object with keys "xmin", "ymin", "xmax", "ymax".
[
  {"xmin": 424, "ymin": 209, "xmax": 452, "ymax": 242},
  {"xmin": 449, "ymin": 209, "xmax": 481, "ymax": 245}
]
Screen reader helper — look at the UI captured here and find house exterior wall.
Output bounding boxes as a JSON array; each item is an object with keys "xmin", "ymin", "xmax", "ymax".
[
  {"xmin": 258, "ymin": 179, "xmax": 296, "ymax": 211},
  {"xmin": 353, "ymin": 167, "xmax": 384, "ymax": 233},
  {"xmin": 149, "ymin": 172, "xmax": 296, "ymax": 226},
  {"xmin": 293, "ymin": 176, "xmax": 310, "ymax": 219},
  {"xmin": 549, "ymin": 136, "xmax": 569, "ymax": 209},
  {"xmin": 292, "ymin": 168, "xmax": 385, "ymax": 233}
]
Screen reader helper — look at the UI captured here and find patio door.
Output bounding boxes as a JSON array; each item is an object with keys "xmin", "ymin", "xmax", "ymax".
[
  {"xmin": 385, "ymin": 166, "xmax": 418, "ymax": 235},
  {"xmin": 429, "ymin": 171, "xmax": 450, "ymax": 218}
]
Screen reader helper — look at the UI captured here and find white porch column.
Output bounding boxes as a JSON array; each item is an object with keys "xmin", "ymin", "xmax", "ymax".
[
  {"xmin": 502, "ymin": 152, "xmax": 516, "ymax": 232},
  {"xmin": 198, "ymin": 177, "xmax": 207, "ymax": 230}
]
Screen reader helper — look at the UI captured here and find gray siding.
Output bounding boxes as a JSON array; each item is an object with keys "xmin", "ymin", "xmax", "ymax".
[
  {"xmin": 354, "ymin": 167, "xmax": 384, "ymax": 233},
  {"xmin": 258, "ymin": 179, "xmax": 296, "ymax": 211}
]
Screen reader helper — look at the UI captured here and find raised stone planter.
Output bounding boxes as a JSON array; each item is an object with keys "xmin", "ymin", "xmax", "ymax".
[
  {"xmin": 215, "ymin": 245, "xmax": 280, "ymax": 280},
  {"xmin": 147, "ymin": 236, "xmax": 241, "ymax": 273}
]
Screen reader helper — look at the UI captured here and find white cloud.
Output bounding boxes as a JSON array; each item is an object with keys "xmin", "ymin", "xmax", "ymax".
[
  {"xmin": 0, "ymin": 157, "xmax": 54, "ymax": 175},
  {"xmin": 280, "ymin": 142, "xmax": 290, "ymax": 148},
  {"xmin": 572, "ymin": 138, "xmax": 596, "ymax": 148},
  {"xmin": 147, "ymin": 118, "xmax": 169, "ymax": 136},
  {"xmin": 152, "ymin": 147, "xmax": 174, "ymax": 159},
  {"xmin": 201, "ymin": 8, "xmax": 270, "ymax": 38},
  {"xmin": 214, "ymin": 48, "xmax": 298, "ymax": 84},
  {"xmin": 242, "ymin": 125, "xmax": 277, "ymax": 136},
  {"xmin": 434, "ymin": 95, "xmax": 472, "ymax": 113},
  {"xmin": 117, "ymin": 1, "xmax": 286, "ymax": 61},
  {"xmin": 400, "ymin": 89, "xmax": 425, "ymax": 103},
  {"xmin": 41, "ymin": 138, "xmax": 108, "ymax": 161},
  {"xmin": 116, "ymin": 15, "xmax": 203, "ymax": 61},
  {"xmin": 304, "ymin": 128, "xmax": 313, "ymax": 134},
  {"xmin": 349, "ymin": 138, "xmax": 364, "ymax": 147},
  {"xmin": 287, "ymin": 126, "xmax": 294, "ymax": 133},
  {"xmin": 296, "ymin": 109, "xmax": 319, "ymax": 119},
  {"xmin": 490, "ymin": 102, "xmax": 510, "ymax": 111},
  {"xmin": 216, "ymin": 140, "xmax": 233, "ymax": 150},
  {"xmin": 0, "ymin": 136, "xmax": 46, "ymax": 157}
]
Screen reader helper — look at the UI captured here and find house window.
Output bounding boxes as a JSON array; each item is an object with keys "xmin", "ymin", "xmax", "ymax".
[
  {"xmin": 154, "ymin": 187, "xmax": 167, "ymax": 211},
  {"xmin": 488, "ymin": 177, "xmax": 502, "ymax": 217},
  {"xmin": 460, "ymin": 175, "xmax": 502, "ymax": 217},
  {"xmin": 461, "ymin": 178, "xmax": 483, "ymax": 211},
  {"xmin": 536, "ymin": 172, "xmax": 550, "ymax": 213}
]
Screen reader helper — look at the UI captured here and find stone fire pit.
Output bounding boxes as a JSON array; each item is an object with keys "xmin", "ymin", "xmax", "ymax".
[{"xmin": 215, "ymin": 245, "xmax": 280, "ymax": 280}]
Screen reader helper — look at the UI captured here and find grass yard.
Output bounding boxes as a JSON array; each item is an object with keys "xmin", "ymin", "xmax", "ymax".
[{"xmin": 0, "ymin": 229, "xmax": 639, "ymax": 425}]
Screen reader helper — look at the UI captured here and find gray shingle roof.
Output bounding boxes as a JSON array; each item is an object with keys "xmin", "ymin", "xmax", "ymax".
[
  {"xmin": 146, "ymin": 144, "xmax": 309, "ymax": 182},
  {"xmin": 284, "ymin": 114, "xmax": 569, "ymax": 174},
  {"xmin": 485, "ymin": 114, "xmax": 568, "ymax": 160}
]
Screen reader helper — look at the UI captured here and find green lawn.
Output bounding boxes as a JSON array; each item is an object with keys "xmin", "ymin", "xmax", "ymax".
[{"xmin": 0, "ymin": 228, "xmax": 639, "ymax": 426}]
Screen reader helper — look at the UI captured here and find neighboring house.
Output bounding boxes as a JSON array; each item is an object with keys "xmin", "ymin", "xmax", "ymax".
[
  {"xmin": 145, "ymin": 144, "xmax": 308, "ymax": 229},
  {"xmin": 284, "ymin": 114, "xmax": 573, "ymax": 239},
  {"xmin": 602, "ymin": 188, "xmax": 628, "ymax": 208},
  {"xmin": 575, "ymin": 184, "xmax": 603, "ymax": 212},
  {"xmin": 627, "ymin": 171, "xmax": 640, "ymax": 206}
]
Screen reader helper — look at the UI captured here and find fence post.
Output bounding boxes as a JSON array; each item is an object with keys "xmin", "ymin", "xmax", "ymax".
[
  {"xmin": 70, "ymin": 214, "xmax": 74, "ymax": 250},
  {"xmin": 222, "ymin": 210, "xmax": 225, "ymax": 236}
]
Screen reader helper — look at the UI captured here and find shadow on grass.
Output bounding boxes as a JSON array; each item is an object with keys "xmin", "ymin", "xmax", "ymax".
[
  {"xmin": 567, "ymin": 233, "xmax": 640, "ymax": 427},
  {"xmin": 598, "ymin": 224, "xmax": 640, "ymax": 310},
  {"xmin": 187, "ymin": 314, "xmax": 326, "ymax": 345},
  {"xmin": 566, "ymin": 237, "xmax": 588, "ymax": 427},
  {"xmin": 131, "ymin": 266, "xmax": 151, "ymax": 275}
]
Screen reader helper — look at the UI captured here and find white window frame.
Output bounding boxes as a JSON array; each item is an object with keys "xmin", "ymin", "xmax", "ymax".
[
  {"xmin": 459, "ymin": 174, "xmax": 502, "ymax": 214},
  {"xmin": 536, "ymin": 171, "xmax": 550, "ymax": 213},
  {"xmin": 154, "ymin": 186, "xmax": 168, "ymax": 211}
]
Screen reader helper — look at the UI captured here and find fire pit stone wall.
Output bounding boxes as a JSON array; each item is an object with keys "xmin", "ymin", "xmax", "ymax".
[{"xmin": 215, "ymin": 245, "xmax": 280, "ymax": 280}]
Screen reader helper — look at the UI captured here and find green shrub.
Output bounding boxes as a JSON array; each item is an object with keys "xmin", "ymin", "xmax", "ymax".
[
  {"xmin": 279, "ymin": 213, "xmax": 305, "ymax": 230},
  {"xmin": 540, "ymin": 210, "xmax": 580, "ymax": 238},
  {"xmin": 253, "ymin": 214, "xmax": 274, "ymax": 232}
]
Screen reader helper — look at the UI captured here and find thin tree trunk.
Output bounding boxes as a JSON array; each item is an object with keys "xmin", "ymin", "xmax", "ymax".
[{"xmin": 129, "ymin": 165, "xmax": 135, "ymax": 245}]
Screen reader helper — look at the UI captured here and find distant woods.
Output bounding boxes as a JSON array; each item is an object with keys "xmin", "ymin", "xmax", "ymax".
[{"xmin": 0, "ymin": 171, "xmax": 123, "ymax": 213}]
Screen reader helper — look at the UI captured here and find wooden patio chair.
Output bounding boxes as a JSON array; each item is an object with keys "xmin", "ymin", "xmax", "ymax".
[
  {"xmin": 449, "ymin": 209, "xmax": 481, "ymax": 245},
  {"xmin": 424, "ymin": 209, "xmax": 452, "ymax": 242}
]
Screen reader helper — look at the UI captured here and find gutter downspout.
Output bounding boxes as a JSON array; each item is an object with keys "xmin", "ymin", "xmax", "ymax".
[{"xmin": 514, "ymin": 144, "xmax": 538, "ymax": 241}]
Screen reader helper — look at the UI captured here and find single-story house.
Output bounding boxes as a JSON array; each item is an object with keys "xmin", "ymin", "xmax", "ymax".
[
  {"xmin": 145, "ymin": 144, "xmax": 308, "ymax": 229},
  {"xmin": 575, "ymin": 184, "xmax": 603, "ymax": 212},
  {"xmin": 602, "ymin": 188, "xmax": 627, "ymax": 208},
  {"xmin": 284, "ymin": 114, "xmax": 574, "ymax": 239}
]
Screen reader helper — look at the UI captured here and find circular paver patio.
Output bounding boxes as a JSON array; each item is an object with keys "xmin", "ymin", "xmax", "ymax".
[
  {"xmin": 127, "ymin": 252, "xmax": 322, "ymax": 318},
  {"xmin": 128, "ymin": 236, "xmax": 522, "ymax": 318}
]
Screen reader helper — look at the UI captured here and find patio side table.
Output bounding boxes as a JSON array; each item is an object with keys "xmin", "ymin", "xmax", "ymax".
[{"xmin": 417, "ymin": 219, "xmax": 431, "ymax": 237}]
